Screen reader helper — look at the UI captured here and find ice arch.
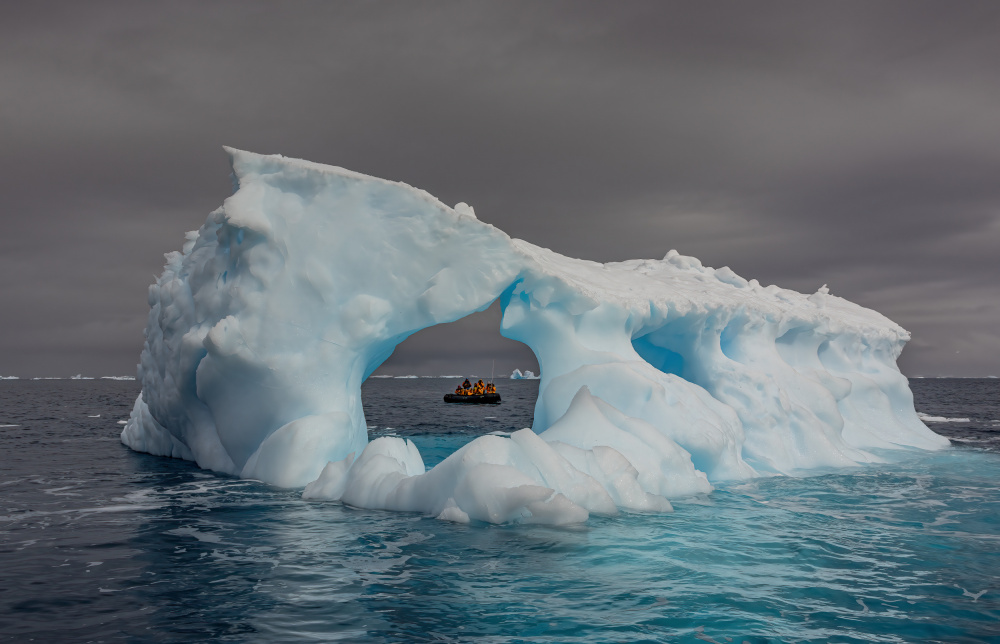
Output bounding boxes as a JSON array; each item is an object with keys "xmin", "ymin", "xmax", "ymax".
[{"xmin": 123, "ymin": 149, "xmax": 948, "ymax": 524}]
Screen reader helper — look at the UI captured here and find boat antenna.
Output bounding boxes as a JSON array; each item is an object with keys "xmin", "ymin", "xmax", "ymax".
[{"xmin": 491, "ymin": 360, "xmax": 495, "ymax": 385}]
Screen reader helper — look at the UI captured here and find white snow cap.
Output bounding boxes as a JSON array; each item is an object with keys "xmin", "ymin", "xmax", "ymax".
[
  {"xmin": 122, "ymin": 148, "xmax": 948, "ymax": 525},
  {"xmin": 454, "ymin": 202, "xmax": 477, "ymax": 219},
  {"xmin": 808, "ymin": 284, "xmax": 831, "ymax": 308}
]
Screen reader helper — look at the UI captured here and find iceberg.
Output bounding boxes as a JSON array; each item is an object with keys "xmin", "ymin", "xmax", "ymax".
[
  {"xmin": 510, "ymin": 369, "xmax": 539, "ymax": 380},
  {"xmin": 122, "ymin": 148, "xmax": 949, "ymax": 524}
]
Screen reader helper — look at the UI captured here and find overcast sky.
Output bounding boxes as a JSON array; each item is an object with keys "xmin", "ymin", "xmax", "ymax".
[{"xmin": 1, "ymin": 0, "xmax": 998, "ymax": 378}]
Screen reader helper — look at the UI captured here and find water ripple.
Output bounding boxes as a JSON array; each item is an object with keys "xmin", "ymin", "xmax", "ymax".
[{"xmin": 2, "ymin": 378, "xmax": 999, "ymax": 642}]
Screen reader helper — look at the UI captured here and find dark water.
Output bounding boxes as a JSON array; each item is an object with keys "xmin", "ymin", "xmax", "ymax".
[
  {"xmin": 1, "ymin": 377, "xmax": 998, "ymax": 643},
  {"xmin": 908, "ymin": 378, "xmax": 1000, "ymax": 452}
]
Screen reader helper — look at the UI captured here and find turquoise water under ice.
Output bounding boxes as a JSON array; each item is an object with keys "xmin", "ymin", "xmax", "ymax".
[{"xmin": 1, "ymin": 378, "xmax": 998, "ymax": 642}]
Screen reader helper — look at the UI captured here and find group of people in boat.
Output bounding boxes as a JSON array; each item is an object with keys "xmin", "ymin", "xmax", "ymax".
[{"xmin": 453, "ymin": 378, "xmax": 496, "ymax": 396}]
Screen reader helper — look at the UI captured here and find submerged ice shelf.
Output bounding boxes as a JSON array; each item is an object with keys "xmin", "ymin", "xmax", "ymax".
[{"xmin": 122, "ymin": 148, "xmax": 948, "ymax": 525}]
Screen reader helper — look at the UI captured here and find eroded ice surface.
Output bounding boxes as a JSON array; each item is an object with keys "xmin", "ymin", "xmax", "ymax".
[{"xmin": 123, "ymin": 148, "xmax": 948, "ymax": 525}]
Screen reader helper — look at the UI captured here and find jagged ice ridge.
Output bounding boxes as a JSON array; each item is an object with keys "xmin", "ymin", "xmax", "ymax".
[{"xmin": 122, "ymin": 149, "xmax": 948, "ymax": 525}]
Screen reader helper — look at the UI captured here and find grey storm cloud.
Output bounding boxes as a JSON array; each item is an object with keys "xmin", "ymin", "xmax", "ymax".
[{"xmin": 1, "ymin": 0, "xmax": 998, "ymax": 377}]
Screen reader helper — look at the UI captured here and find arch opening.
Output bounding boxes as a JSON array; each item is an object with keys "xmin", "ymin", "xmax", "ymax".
[
  {"xmin": 359, "ymin": 298, "xmax": 539, "ymax": 468},
  {"xmin": 370, "ymin": 299, "xmax": 538, "ymax": 380}
]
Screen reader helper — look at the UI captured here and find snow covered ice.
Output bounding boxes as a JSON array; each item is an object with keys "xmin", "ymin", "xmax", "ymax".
[{"xmin": 122, "ymin": 148, "xmax": 949, "ymax": 525}]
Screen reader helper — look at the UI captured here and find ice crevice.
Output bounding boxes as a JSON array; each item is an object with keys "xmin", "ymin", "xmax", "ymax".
[{"xmin": 122, "ymin": 148, "xmax": 949, "ymax": 525}]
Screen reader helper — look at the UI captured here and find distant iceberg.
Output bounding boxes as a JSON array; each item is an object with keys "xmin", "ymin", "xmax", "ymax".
[
  {"xmin": 917, "ymin": 413, "xmax": 970, "ymax": 423},
  {"xmin": 510, "ymin": 369, "xmax": 539, "ymax": 380},
  {"xmin": 123, "ymin": 148, "xmax": 949, "ymax": 525}
]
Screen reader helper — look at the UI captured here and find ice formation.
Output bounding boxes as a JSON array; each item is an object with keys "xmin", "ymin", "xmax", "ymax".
[
  {"xmin": 510, "ymin": 369, "xmax": 539, "ymax": 380},
  {"xmin": 123, "ymin": 148, "xmax": 948, "ymax": 524}
]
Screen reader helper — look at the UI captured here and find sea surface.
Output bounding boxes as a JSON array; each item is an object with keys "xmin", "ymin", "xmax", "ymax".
[{"xmin": 1, "ymin": 377, "xmax": 998, "ymax": 643}]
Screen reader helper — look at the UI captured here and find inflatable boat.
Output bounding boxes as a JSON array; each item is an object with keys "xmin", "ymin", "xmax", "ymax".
[{"xmin": 443, "ymin": 393, "xmax": 501, "ymax": 404}]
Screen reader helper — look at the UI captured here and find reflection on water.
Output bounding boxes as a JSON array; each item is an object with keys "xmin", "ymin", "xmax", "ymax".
[{"xmin": 1, "ymin": 378, "xmax": 999, "ymax": 642}]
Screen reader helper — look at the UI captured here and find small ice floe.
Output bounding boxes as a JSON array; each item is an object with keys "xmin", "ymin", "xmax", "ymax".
[
  {"xmin": 918, "ymin": 413, "xmax": 971, "ymax": 423},
  {"xmin": 117, "ymin": 420, "xmax": 128, "ymax": 425},
  {"xmin": 0, "ymin": 424, "xmax": 20, "ymax": 428},
  {"xmin": 88, "ymin": 414, "xmax": 101, "ymax": 418},
  {"xmin": 956, "ymin": 585, "xmax": 988, "ymax": 601},
  {"xmin": 924, "ymin": 511, "xmax": 961, "ymax": 527}
]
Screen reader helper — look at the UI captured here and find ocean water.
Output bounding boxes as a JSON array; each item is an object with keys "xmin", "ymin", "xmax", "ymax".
[{"xmin": 1, "ymin": 377, "xmax": 998, "ymax": 643}]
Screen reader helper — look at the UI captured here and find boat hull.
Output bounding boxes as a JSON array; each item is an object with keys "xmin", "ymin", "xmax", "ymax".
[{"xmin": 443, "ymin": 393, "xmax": 501, "ymax": 404}]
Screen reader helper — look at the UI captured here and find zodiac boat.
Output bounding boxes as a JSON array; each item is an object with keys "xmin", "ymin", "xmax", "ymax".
[{"xmin": 443, "ymin": 392, "xmax": 501, "ymax": 404}]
